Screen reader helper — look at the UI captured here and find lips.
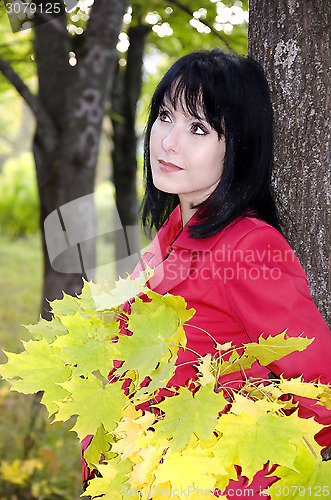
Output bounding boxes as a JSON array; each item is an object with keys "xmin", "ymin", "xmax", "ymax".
[{"xmin": 158, "ymin": 159, "xmax": 183, "ymax": 172}]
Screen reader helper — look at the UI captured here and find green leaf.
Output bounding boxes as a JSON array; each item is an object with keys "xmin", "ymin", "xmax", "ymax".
[
  {"xmin": 24, "ymin": 317, "xmax": 67, "ymax": 343},
  {"xmin": 91, "ymin": 270, "xmax": 152, "ymax": 312},
  {"xmin": 54, "ymin": 315, "xmax": 120, "ymax": 378},
  {"xmin": 82, "ymin": 458, "xmax": 135, "ymax": 499},
  {"xmin": 244, "ymin": 331, "xmax": 314, "ymax": 366},
  {"xmin": 49, "ymin": 292, "xmax": 81, "ymax": 317},
  {"xmin": 83, "ymin": 425, "xmax": 115, "ymax": 471},
  {"xmin": 152, "ymin": 384, "xmax": 227, "ymax": 451},
  {"xmin": 213, "ymin": 408, "xmax": 323, "ymax": 481},
  {"xmin": 0, "ymin": 339, "xmax": 71, "ymax": 415},
  {"xmin": 145, "ymin": 291, "xmax": 195, "ymax": 324},
  {"xmin": 54, "ymin": 375, "xmax": 128, "ymax": 440},
  {"xmin": 116, "ymin": 304, "xmax": 179, "ymax": 382},
  {"xmin": 317, "ymin": 386, "xmax": 331, "ymax": 410},
  {"xmin": 270, "ymin": 442, "xmax": 331, "ymax": 497},
  {"xmin": 136, "ymin": 362, "xmax": 177, "ymax": 397}
]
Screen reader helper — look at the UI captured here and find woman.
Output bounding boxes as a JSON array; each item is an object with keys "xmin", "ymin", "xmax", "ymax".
[
  {"xmin": 82, "ymin": 49, "xmax": 330, "ymax": 497},
  {"xmin": 129, "ymin": 49, "xmax": 331, "ymax": 497}
]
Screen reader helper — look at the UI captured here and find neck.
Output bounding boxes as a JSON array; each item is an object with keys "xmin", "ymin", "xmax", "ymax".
[{"xmin": 179, "ymin": 199, "xmax": 197, "ymax": 227}]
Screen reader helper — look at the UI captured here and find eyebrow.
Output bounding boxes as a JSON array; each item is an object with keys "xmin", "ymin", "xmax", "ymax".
[{"xmin": 161, "ymin": 98, "xmax": 208, "ymax": 123}]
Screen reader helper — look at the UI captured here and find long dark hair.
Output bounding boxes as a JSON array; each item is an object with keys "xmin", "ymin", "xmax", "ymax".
[{"xmin": 141, "ymin": 49, "xmax": 281, "ymax": 238}]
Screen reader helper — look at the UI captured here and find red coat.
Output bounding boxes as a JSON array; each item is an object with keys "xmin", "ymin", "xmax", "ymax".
[
  {"xmin": 131, "ymin": 205, "xmax": 331, "ymax": 498},
  {"xmin": 82, "ymin": 206, "xmax": 331, "ymax": 498}
]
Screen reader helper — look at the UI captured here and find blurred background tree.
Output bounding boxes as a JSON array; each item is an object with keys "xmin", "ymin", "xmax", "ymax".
[
  {"xmin": 0, "ymin": 0, "xmax": 248, "ymax": 319},
  {"xmin": 0, "ymin": 0, "xmax": 129, "ymax": 319}
]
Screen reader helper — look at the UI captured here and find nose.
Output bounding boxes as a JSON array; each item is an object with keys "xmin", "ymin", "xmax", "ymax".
[{"xmin": 162, "ymin": 124, "xmax": 179, "ymax": 153}]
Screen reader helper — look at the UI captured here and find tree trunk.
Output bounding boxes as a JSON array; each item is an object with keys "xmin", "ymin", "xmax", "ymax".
[
  {"xmin": 31, "ymin": 0, "xmax": 127, "ymax": 318},
  {"xmin": 110, "ymin": 13, "xmax": 150, "ymax": 277},
  {"xmin": 248, "ymin": 0, "xmax": 331, "ymax": 325}
]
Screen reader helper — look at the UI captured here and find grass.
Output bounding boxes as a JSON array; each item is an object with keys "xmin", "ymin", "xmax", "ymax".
[
  {"xmin": 0, "ymin": 233, "xmax": 42, "ymax": 361},
  {"xmin": 0, "ymin": 233, "xmax": 82, "ymax": 499}
]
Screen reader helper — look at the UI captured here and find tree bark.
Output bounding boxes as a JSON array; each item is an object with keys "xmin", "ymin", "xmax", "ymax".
[
  {"xmin": 30, "ymin": 0, "xmax": 128, "ymax": 318},
  {"xmin": 110, "ymin": 12, "xmax": 150, "ymax": 277},
  {"xmin": 248, "ymin": 0, "xmax": 330, "ymax": 325}
]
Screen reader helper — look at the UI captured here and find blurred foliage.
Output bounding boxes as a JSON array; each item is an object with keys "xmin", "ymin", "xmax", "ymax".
[
  {"xmin": 0, "ymin": 234, "xmax": 41, "ymax": 361},
  {"xmin": 0, "ymin": 234, "xmax": 82, "ymax": 499},
  {"xmin": 0, "ymin": 386, "xmax": 82, "ymax": 499},
  {"xmin": 0, "ymin": 152, "xmax": 40, "ymax": 237},
  {"xmin": 0, "ymin": 2, "xmax": 35, "ymax": 91}
]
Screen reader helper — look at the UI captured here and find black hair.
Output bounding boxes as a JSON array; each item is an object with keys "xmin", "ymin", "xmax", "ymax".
[{"xmin": 141, "ymin": 49, "xmax": 282, "ymax": 238}]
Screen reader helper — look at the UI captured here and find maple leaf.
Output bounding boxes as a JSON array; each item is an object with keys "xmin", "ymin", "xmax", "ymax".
[
  {"xmin": 214, "ymin": 408, "xmax": 323, "ymax": 481},
  {"xmin": 49, "ymin": 292, "xmax": 81, "ymax": 317},
  {"xmin": 54, "ymin": 375, "xmax": 127, "ymax": 440},
  {"xmin": 82, "ymin": 458, "xmax": 136, "ymax": 499},
  {"xmin": 137, "ymin": 362, "xmax": 177, "ymax": 397},
  {"xmin": 279, "ymin": 376, "xmax": 326, "ymax": 400},
  {"xmin": 152, "ymin": 384, "xmax": 227, "ymax": 451},
  {"xmin": 244, "ymin": 381, "xmax": 283, "ymax": 402},
  {"xmin": 317, "ymin": 386, "xmax": 331, "ymax": 410},
  {"xmin": 116, "ymin": 304, "xmax": 180, "ymax": 382},
  {"xmin": 217, "ymin": 350, "xmax": 256, "ymax": 377},
  {"xmin": 215, "ymin": 341, "xmax": 233, "ymax": 351},
  {"xmin": 145, "ymin": 291, "xmax": 195, "ymax": 324},
  {"xmin": 112, "ymin": 412, "xmax": 156, "ymax": 459},
  {"xmin": 53, "ymin": 314, "xmax": 121, "ymax": 378},
  {"xmin": 244, "ymin": 331, "xmax": 314, "ymax": 366},
  {"xmin": 24, "ymin": 316, "xmax": 67, "ymax": 343},
  {"xmin": 269, "ymin": 442, "xmax": 331, "ymax": 498},
  {"xmin": 0, "ymin": 339, "xmax": 71, "ymax": 415},
  {"xmin": 92, "ymin": 270, "xmax": 152, "ymax": 312},
  {"xmin": 231, "ymin": 393, "xmax": 287, "ymax": 419},
  {"xmin": 83, "ymin": 425, "xmax": 115, "ymax": 471},
  {"xmin": 153, "ymin": 446, "xmax": 227, "ymax": 492},
  {"xmin": 129, "ymin": 445, "xmax": 165, "ymax": 489},
  {"xmin": 196, "ymin": 354, "xmax": 216, "ymax": 386},
  {"xmin": 53, "ymin": 313, "xmax": 93, "ymax": 346}
]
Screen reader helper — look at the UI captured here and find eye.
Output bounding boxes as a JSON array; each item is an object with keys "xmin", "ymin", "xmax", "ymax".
[
  {"xmin": 158, "ymin": 110, "xmax": 171, "ymax": 122},
  {"xmin": 191, "ymin": 122, "xmax": 208, "ymax": 135}
]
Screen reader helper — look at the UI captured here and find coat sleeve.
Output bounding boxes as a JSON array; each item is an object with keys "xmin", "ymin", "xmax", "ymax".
[{"xmin": 224, "ymin": 224, "xmax": 331, "ymax": 448}]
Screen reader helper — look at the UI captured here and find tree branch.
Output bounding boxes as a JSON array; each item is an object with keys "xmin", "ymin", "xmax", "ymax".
[
  {"xmin": 0, "ymin": 56, "xmax": 38, "ymax": 114},
  {"xmin": 0, "ymin": 56, "xmax": 58, "ymax": 148},
  {"xmin": 168, "ymin": 0, "xmax": 234, "ymax": 52}
]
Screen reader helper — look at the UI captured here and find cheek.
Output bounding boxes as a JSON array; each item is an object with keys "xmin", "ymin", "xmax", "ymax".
[{"xmin": 149, "ymin": 124, "xmax": 160, "ymax": 155}]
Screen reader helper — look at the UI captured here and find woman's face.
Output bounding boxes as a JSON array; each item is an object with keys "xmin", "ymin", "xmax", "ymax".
[{"xmin": 150, "ymin": 99, "xmax": 226, "ymax": 208}]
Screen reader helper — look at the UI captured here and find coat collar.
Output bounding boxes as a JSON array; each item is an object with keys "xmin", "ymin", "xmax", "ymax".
[
  {"xmin": 137, "ymin": 205, "xmax": 229, "ymax": 295},
  {"xmin": 145, "ymin": 204, "xmax": 225, "ymax": 258}
]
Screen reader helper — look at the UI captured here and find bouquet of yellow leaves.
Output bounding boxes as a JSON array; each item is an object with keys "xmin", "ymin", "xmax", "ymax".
[{"xmin": 1, "ymin": 271, "xmax": 330, "ymax": 499}]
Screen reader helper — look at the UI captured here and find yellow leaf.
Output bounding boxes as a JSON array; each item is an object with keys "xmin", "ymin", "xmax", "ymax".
[
  {"xmin": 279, "ymin": 376, "xmax": 325, "ymax": 399},
  {"xmin": 197, "ymin": 354, "xmax": 216, "ymax": 386},
  {"xmin": 154, "ymin": 446, "xmax": 227, "ymax": 493},
  {"xmin": 244, "ymin": 331, "xmax": 314, "ymax": 366},
  {"xmin": 231, "ymin": 393, "xmax": 287, "ymax": 419},
  {"xmin": 0, "ymin": 458, "xmax": 42, "ymax": 486},
  {"xmin": 112, "ymin": 412, "xmax": 155, "ymax": 459},
  {"xmin": 317, "ymin": 386, "xmax": 331, "ymax": 410},
  {"xmin": 129, "ymin": 445, "xmax": 165, "ymax": 488}
]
